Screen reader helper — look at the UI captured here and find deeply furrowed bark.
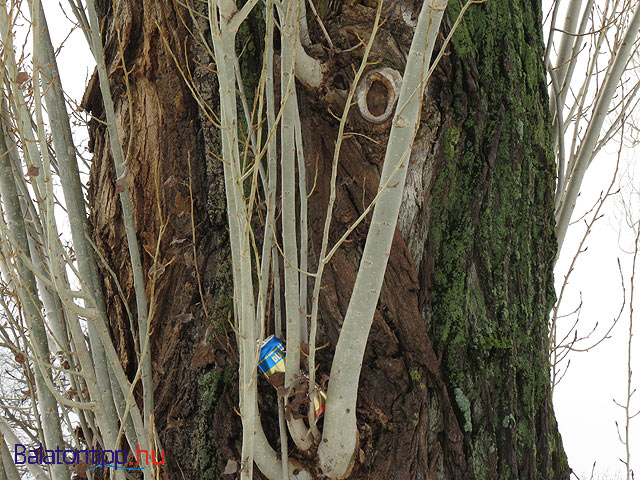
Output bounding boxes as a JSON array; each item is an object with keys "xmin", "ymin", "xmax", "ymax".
[
  {"xmin": 83, "ymin": 1, "xmax": 237, "ymax": 477},
  {"xmin": 85, "ymin": 0, "xmax": 570, "ymax": 478}
]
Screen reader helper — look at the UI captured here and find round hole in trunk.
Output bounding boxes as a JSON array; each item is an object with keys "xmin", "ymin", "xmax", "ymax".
[{"xmin": 366, "ymin": 80, "xmax": 389, "ymax": 118}]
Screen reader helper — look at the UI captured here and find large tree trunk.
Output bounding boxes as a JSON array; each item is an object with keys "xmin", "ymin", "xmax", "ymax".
[{"xmin": 84, "ymin": 0, "xmax": 570, "ymax": 478}]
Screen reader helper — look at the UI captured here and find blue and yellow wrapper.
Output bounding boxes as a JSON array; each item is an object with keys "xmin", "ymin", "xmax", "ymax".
[
  {"xmin": 257, "ymin": 335, "xmax": 326, "ymax": 422},
  {"xmin": 258, "ymin": 335, "xmax": 286, "ymax": 378}
]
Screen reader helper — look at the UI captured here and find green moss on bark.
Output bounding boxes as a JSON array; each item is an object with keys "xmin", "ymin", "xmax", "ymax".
[
  {"xmin": 427, "ymin": 0, "xmax": 569, "ymax": 477},
  {"xmin": 196, "ymin": 367, "xmax": 234, "ymax": 479}
]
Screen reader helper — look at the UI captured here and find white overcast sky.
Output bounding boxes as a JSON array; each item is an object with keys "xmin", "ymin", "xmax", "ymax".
[
  {"xmin": 553, "ymin": 148, "xmax": 638, "ymax": 480},
  {"xmin": 40, "ymin": 1, "xmax": 639, "ymax": 478},
  {"xmin": 542, "ymin": 1, "xmax": 640, "ymax": 478}
]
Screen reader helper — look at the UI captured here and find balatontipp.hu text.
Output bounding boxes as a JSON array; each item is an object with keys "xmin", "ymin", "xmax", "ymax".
[{"xmin": 13, "ymin": 443, "xmax": 165, "ymax": 469}]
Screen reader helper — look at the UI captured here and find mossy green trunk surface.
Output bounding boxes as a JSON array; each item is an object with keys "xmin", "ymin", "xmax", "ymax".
[{"xmin": 425, "ymin": 0, "xmax": 568, "ymax": 477}]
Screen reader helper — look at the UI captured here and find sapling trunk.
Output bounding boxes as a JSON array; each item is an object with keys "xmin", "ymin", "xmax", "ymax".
[
  {"xmin": 0, "ymin": 420, "xmax": 48, "ymax": 480},
  {"xmin": 262, "ymin": 3, "xmax": 290, "ymax": 475},
  {"xmin": 555, "ymin": 2, "xmax": 640, "ymax": 251},
  {"xmin": 317, "ymin": 1, "xmax": 446, "ymax": 477},
  {"xmin": 1, "ymin": 438, "xmax": 20, "ymax": 480},
  {"xmin": 31, "ymin": 0, "xmax": 125, "ymax": 457},
  {"xmin": 278, "ymin": 0, "xmax": 312, "ymax": 451},
  {"xmin": 0, "ymin": 131, "xmax": 68, "ymax": 480},
  {"xmin": 209, "ymin": 1, "xmax": 259, "ymax": 475}
]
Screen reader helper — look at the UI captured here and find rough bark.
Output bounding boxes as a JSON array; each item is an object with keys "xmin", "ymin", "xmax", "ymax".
[
  {"xmin": 84, "ymin": 1, "xmax": 236, "ymax": 478},
  {"xmin": 85, "ymin": 0, "xmax": 570, "ymax": 478}
]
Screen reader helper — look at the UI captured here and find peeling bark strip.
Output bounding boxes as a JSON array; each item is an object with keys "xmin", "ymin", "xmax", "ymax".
[{"xmin": 85, "ymin": 0, "xmax": 569, "ymax": 478}]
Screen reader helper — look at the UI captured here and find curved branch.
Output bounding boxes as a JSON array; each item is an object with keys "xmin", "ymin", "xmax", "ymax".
[{"xmin": 317, "ymin": 1, "xmax": 447, "ymax": 477}]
